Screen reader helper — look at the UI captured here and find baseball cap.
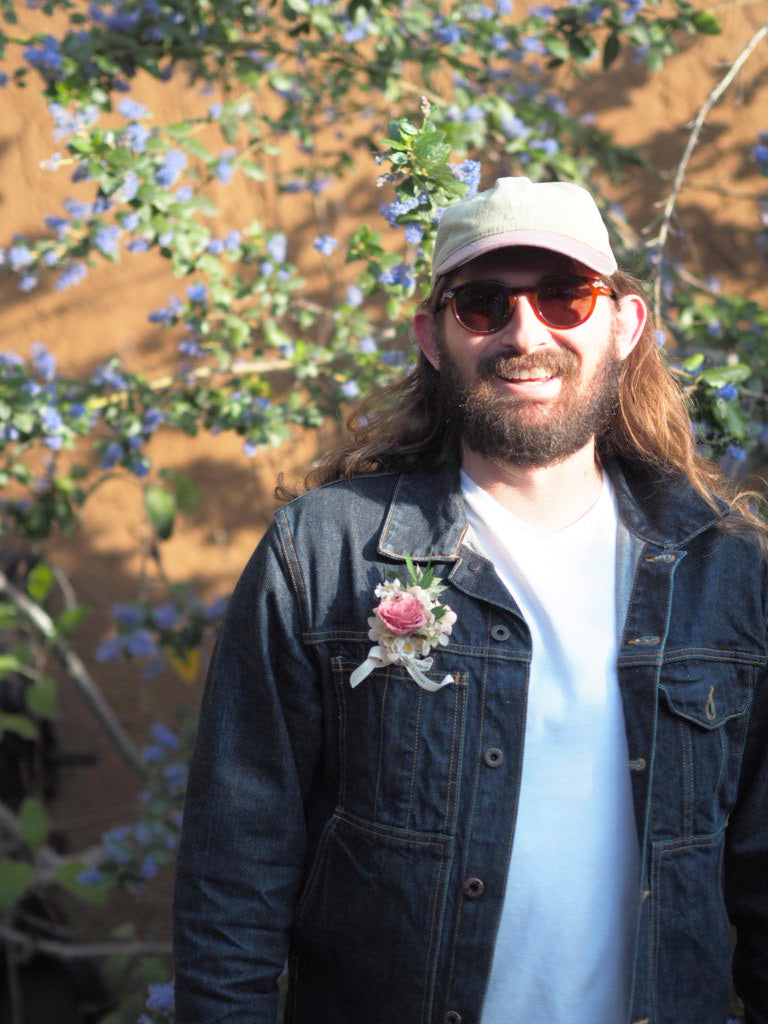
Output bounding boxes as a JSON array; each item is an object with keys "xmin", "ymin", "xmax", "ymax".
[{"xmin": 431, "ymin": 176, "xmax": 618, "ymax": 285}]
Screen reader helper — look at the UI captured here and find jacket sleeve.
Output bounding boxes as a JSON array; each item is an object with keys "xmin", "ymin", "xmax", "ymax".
[
  {"xmin": 725, "ymin": 657, "xmax": 768, "ymax": 1024},
  {"xmin": 173, "ymin": 512, "xmax": 322, "ymax": 1023}
]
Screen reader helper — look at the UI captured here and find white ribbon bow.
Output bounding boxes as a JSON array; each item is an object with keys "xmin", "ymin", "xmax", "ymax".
[{"xmin": 349, "ymin": 645, "xmax": 454, "ymax": 692}]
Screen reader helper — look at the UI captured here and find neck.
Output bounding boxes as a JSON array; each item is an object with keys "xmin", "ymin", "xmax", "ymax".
[{"xmin": 461, "ymin": 439, "xmax": 604, "ymax": 531}]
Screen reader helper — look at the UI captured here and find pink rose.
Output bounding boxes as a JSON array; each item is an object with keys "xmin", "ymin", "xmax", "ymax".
[{"xmin": 376, "ymin": 593, "xmax": 427, "ymax": 636}]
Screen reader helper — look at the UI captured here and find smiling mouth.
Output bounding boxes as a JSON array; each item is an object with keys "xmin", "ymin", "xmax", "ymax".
[{"xmin": 496, "ymin": 368, "xmax": 556, "ymax": 384}]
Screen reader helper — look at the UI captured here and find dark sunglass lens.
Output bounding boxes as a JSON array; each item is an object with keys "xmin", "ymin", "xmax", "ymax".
[
  {"xmin": 537, "ymin": 278, "xmax": 593, "ymax": 327},
  {"xmin": 454, "ymin": 284, "xmax": 509, "ymax": 332}
]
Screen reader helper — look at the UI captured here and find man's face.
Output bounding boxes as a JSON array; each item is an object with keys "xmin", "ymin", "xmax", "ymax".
[{"xmin": 418, "ymin": 248, "xmax": 636, "ymax": 469}]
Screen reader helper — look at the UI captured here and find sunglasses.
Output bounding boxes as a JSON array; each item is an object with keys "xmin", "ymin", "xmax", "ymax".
[{"xmin": 440, "ymin": 275, "xmax": 617, "ymax": 333}]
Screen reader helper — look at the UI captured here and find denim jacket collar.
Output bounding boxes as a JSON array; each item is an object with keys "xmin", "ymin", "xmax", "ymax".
[{"xmin": 377, "ymin": 452, "xmax": 723, "ymax": 561}]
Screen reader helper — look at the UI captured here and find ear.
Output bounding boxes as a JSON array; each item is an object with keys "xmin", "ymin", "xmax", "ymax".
[
  {"xmin": 413, "ymin": 308, "xmax": 441, "ymax": 370},
  {"xmin": 615, "ymin": 294, "xmax": 648, "ymax": 361}
]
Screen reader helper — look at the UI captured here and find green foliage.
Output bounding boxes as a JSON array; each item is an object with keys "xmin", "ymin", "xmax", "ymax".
[
  {"xmin": 18, "ymin": 795, "xmax": 49, "ymax": 850},
  {"xmin": 0, "ymin": 858, "xmax": 35, "ymax": 910},
  {"xmin": 145, "ymin": 484, "xmax": 177, "ymax": 540}
]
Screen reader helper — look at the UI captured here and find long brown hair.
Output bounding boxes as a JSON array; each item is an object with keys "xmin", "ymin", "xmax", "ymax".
[{"xmin": 282, "ymin": 268, "xmax": 766, "ymax": 540}]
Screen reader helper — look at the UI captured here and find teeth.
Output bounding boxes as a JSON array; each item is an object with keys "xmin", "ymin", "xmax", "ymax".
[{"xmin": 501, "ymin": 368, "xmax": 553, "ymax": 382}]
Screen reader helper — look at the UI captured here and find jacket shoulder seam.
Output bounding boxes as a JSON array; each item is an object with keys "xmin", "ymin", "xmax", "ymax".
[{"xmin": 274, "ymin": 508, "xmax": 309, "ymax": 630}]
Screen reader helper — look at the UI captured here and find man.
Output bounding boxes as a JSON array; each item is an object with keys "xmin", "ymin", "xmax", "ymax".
[{"xmin": 173, "ymin": 177, "xmax": 768, "ymax": 1023}]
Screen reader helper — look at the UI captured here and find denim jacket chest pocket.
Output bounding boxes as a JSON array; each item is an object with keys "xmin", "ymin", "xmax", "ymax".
[
  {"xmin": 653, "ymin": 660, "xmax": 753, "ymax": 839},
  {"xmin": 331, "ymin": 650, "xmax": 469, "ymax": 836}
]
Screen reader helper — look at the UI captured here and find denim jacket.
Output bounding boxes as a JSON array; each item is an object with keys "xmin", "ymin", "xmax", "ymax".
[{"xmin": 173, "ymin": 455, "xmax": 768, "ymax": 1024}]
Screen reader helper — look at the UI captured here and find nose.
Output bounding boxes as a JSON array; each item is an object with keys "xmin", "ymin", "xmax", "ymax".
[{"xmin": 497, "ymin": 295, "xmax": 553, "ymax": 353}]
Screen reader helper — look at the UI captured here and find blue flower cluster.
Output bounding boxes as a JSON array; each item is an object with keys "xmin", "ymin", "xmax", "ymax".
[
  {"xmin": 342, "ymin": 17, "xmax": 370, "ymax": 43},
  {"xmin": 95, "ymin": 593, "xmax": 229, "ymax": 674},
  {"xmin": 753, "ymin": 135, "xmax": 768, "ymax": 172},
  {"xmin": 124, "ymin": 120, "xmax": 152, "ymax": 153},
  {"xmin": 715, "ymin": 383, "xmax": 738, "ymax": 402},
  {"xmin": 117, "ymin": 97, "xmax": 150, "ymax": 120},
  {"xmin": 313, "ymin": 234, "xmax": 338, "ymax": 256},
  {"xmin": 621, "ymin": 0, "xmax": 645, "ymax": 26},
  {"xmin": 48, "ymin": 102, "xmax": 99, "ymax": 140},
  {"xmin": 145, "ymin": 980, "xmax": 175, "ymax": 1017},
  {"xmin": 148, "ymin": 295, "xmax": 183, "ymax": 325},
  {"xmin": 92, "ymin": 359, "xmax": 128, "ymax": 391},
  {"xmin": 206, "ymin": 230, "xmax": 242, "ymax": 255},
  {"xmin": 156, "ymin": 148, "xmax": 187, "ymax": 187},
  {"xmin": 380, "ymin": 193, "xmax": 425, "ymax": 228},
  {"xmin": 94, "ymin": 224, "xmax": 122, "ymax": 257},
  {"xmin": 433, "ymin": 21, "xmax": 462, "ymax": 45},
  {"xmin": 379, "ymin": 264, "xmax": 415, "ymax": 290},
  {"xmin": 23, "ymin": 35, "xmax": 63, "ymax": 81},
  {"xmin": 451, "ymin": 159, "xmax": 481, "ymax": 196},
  {"xmin": 214, "ymin": 148, "xmax": 236, "ymax": 185}
]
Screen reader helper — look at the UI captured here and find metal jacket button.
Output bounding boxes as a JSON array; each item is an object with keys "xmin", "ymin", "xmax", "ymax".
[
  {"xmin": 491, "ymin": 624, "xmax": 510, "ymax": 641},
  {"xmin": 463, "ymin": 877, "xmax": 485, "ymax": 898},
  {"xmin": 467, "ymin": 558, "xmax": 482, "ymax": 572},
  {"xmin": 484, "ymin": 747, "xmax": 503, "ymax": 768},
  {"xmin": 444, "ymin": 1012, "xmax": 462, "ymax": 1024}
]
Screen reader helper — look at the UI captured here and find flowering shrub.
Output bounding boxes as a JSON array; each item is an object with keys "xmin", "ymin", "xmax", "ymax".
[{"xmin": 0, "ymin": 0, "xmax": 760, "ymax": 1019}]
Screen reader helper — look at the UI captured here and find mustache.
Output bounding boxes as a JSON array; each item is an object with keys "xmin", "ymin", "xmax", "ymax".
[{"xmin": 477, "ymin": 349, "xmax": 579, "ymax": 381}]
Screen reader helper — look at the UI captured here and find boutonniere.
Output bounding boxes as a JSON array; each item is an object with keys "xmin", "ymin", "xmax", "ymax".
[{"xmin": 349, "ymin": 556, "xmax": 457, "ymax": 692}]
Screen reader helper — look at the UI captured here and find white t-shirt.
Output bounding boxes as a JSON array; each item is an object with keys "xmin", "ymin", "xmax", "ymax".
[{"xmin": 461, "ymin": 471, "xmax": 640, "ymax": 1023}]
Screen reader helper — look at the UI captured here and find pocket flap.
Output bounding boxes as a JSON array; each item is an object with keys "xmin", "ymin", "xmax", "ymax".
[{"xmin": 660, "ymin": 677, "xmax": 750, "ymax": 729}]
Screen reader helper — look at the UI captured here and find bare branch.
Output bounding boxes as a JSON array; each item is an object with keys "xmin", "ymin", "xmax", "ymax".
[
  {"xmin": 51, "ymin": 566, "xmax": 78, "ymax": 612},
  {"xmin": 0, "ymin": 800, "xmax": 24, "ymax": 846},
  {"xmin": 653, "ymin": 19, "xmax": 768, "ymax": 324},
  {"xmin": 0, "ymin": 924, "xmax": 171, "ymax": 961},
  {"xmin": 0, "ymin": 568, "xmax": 146, "ymax": 778},
  {"xmin": 0, "ymin": 797, "xmax": 102, "ymax": 876}
]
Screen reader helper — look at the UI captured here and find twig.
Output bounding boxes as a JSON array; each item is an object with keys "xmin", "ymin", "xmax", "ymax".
[
  {"xmin": 0, "ymin": 568, "xmax": 146, "ymax": 778},
  {"xmin": 0, "ymin": 801, "xmax": 24, "ymax": 847},
  {"xmin": 0, "ymin": 925, "xmax": 171, "ymax": 960},
  {"xmin": 52, "ymin": 566, "xmax": 78, "ymax": 611},
  {"xmin": 5, "ymin": 939, "xmax": 24, "ymax": 1024},
  {"xmin": 653, "ymin": 19, "xmax": 768, "ymax": 324},
  {"xmin": 0, "ymin": 796, "xmax": 102, "ymax": 875}
]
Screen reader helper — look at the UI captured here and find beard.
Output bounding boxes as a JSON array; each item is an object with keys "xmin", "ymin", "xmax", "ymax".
[{"xmin": 435, "ymin": 332, "xmax": 622, "ymax": 468}]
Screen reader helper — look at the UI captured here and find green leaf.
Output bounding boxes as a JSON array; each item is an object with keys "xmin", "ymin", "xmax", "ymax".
[
  {"xmin": 0, "ymin": 602, "xmax": 18, "ymax": 629},
  {"xmin": 25, "ymin": 675, "xmax": 58, "ymax": 720},
  {"xmin": 0, "ymin": 713, "xmax": 38, "ymax": 741},
  {"xmin": 691, "ymin": 10, "xmax": 720, "ymax": 34},
  {"xmin": 184, "ymin": 138, "xmax": 211, "ymax": 161},
  {"xmin": 712, "ymin": 397, "xmax": 745, "ymax": 438},
  {"xmin": 27, "ymin": 563, "xmax": 55, "ymax": 603},
  {"xmin": 18, "ymin": 797, "xmax": 49, "ymax": 850},
  {"xmin": 681, "ymin": 353, "xmax": 704, "ymax": 372},
  {"xmin": 603, "ymin": 32, "xmax": 620, "ymax": 69},
  {"xmin": 542, "ymin": 34, "xmax": 569, "ymax": 61},
  {"xmin": 0, "ymin": 652, "xmax": 22, "ymax": 680},
  {"xmin": 700, "ymin": 364, "xmax": 752, "ymax": 386},
  {"xmin": 55, "ymin": 605, "xmax": 89, "ymax": 637},
  {"xmin": 0, "ymin": 859, "xmax": 34, "ymax": 911},
  {"xmin": 241, "ymin": 161, "xmax": 265, "ymax": 181},
  {"xmin": 145, "ymin": 486, "xmax": 176, "ymax": 540},
  {"xmin": 160, "ymin": 470, "xmax": 200, "ymax": 516}
]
